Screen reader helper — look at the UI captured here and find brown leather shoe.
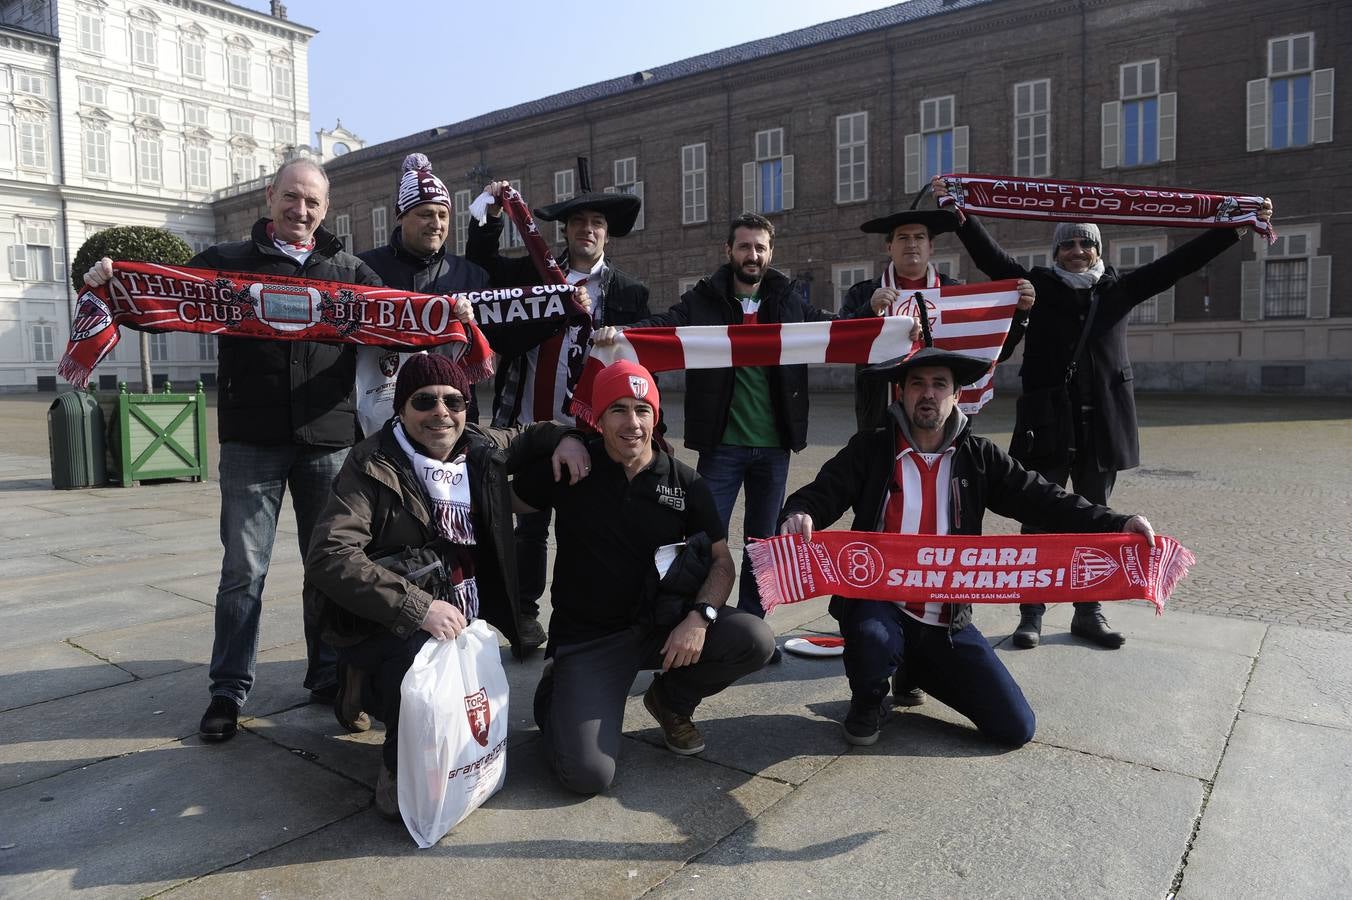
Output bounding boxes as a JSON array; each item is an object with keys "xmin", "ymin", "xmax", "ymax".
[
  {"xmin": 374, "ymin": 766, "xmax": 400, "ymax": 821},
  {"xmin": 334, "ymin": 664, "xmax": 371, "ymax": 733},
  {"xmin": 642, "ymin": 678, "xmax": 705, "ymax": 755}
]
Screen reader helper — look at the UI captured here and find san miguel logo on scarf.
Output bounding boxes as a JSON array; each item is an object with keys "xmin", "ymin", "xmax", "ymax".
[
  {"xmin": 57, "ymin": 261, "xmax": 494, "ymax": 389},
  {"xmin": 464, "ymin": 687, "xmax": 491, "ymax": 748}
]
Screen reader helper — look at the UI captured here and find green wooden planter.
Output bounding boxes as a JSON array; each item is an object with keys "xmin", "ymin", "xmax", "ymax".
[{"xmin": 107, "ymin": 381, "xmax": 209, "ymax": 487}]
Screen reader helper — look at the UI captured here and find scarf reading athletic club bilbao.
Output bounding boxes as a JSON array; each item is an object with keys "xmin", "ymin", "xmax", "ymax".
[
  {"xmin": 469, "ymin": 185, "xmax": 593, "ymax": 425},
  {"xmin": 749, "ymin": 531, "xmax": 1195, "ymax": 615},
  {"xmin": 937, "ymin": 173, "xmax": 1276, "ymax": 244},
  {"xmin": 57, "ymin": 262, "xmax": 494, "ymax": 389},
  {"xmin": 570, "ymin": 280, "xmax": 1022, "ymax": 424}
]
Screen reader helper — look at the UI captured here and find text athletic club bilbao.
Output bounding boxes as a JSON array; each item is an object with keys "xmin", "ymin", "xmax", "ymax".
[{"xmin": 888, "ymin": 546, "xmax": 1067, "ymax": 589}]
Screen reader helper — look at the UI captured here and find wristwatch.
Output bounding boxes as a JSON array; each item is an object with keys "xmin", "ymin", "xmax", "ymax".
[{"xmin": 694, "ymin": 603, "xmax": 719, "ymax": 625}]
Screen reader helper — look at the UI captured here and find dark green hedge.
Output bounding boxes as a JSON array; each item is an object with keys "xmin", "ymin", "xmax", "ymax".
[{"xmin": 70, "ymin": 226, "xmax": 193, "ymax": 293}]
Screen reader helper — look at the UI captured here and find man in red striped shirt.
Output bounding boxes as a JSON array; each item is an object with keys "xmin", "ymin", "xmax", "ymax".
[{"xmin": 779, "ymin": 347, "xmax": 1154, "ymax": 746}]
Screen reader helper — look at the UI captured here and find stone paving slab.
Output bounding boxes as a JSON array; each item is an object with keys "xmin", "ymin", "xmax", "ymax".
[
  {"xmin": 1179, "ymin": 712, "xmax": 1352, "ymax": 899},
  {"xmin": 165, "ymin": 737, "xmax": 793, "ymax": 900},
  {"xmin": 69, "ymin": 600, "xmax": 307, "ymax": 679},
  {"xmin": 1241, "ymin": 625, "xmax": 1352, "ymax": 730},
  {"xmin": 0, "ymin": 583, "xmax": 210, "ymax": 652},
  {"xmin": 0, "ymin": 643, "xmax": 314, "ymax": 788},
  {"xmin": 0, "ymin": 505, "xmax": 202, "ymax": 540},
  {"xmin": 653, "ymin": 718, "xmax": 1202, "ymax": 900},
  {"xmin": 0, "ymin": 732, "xmax": 369, "ymax": 899},
  {"xmin": 0, "ymin": 640, "xmax": 133, "ymax": 712}
]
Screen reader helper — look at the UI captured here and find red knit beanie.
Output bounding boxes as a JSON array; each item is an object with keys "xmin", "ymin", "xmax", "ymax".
[
  {"xmin": 590, "ymin": 360, "xmax": 659, "ymax": 420},
  {"xmin": 393, "ymin": 352, "xmax": 470, "ymax": 414},
  {"xmin": 395, "ymin": 153, "xmax": 451, "ymax": 218}
]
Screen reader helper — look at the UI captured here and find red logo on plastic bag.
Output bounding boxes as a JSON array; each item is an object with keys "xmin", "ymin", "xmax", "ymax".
[{"xmin": 464, "ymin": 687, "xmax": 491, "ymax": 747}]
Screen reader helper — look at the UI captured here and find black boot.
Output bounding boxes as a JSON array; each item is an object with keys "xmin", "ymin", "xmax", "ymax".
[
  {"xmin": 1071, "ymin": 604, "xmax": 1125, "ymax": 649},
  {"xmin": 1012, "ymin": 609, "xmax": 1042, "ymax": 649},
  {"xmin": 890, "ymin": 671, "xmax": 925, "ymax": 706}
]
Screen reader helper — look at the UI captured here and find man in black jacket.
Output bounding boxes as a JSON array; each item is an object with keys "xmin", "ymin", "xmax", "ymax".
[
  {"xmin": 354, "ymin": 153, "xmax": 490, "ymax": 437},
  {"xmin": 597, "ymin": 213, "xmax": 834, "ymax": 637},
  {"xmin": 86, "ymin": 158, "xmax": 383, "ymax": 742},
  {"xmin": 779, "ymin": 347, "xmax": 1155, "ymax": 746},
  {"xmin": 465, "ymin": 179, "xmax": 650, "ymax": 652},
  {"xmin": 930, "ymin": 176, "xmax": 1271, "ymax": 650}
]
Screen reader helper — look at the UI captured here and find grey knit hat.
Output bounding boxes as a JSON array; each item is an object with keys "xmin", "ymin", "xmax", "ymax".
[{"xmin": 1051, "ymin": 222, "xmax": 1102, "ymax": 258}]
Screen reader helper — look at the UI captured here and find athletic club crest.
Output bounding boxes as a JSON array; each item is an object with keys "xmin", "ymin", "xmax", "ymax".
[
  {"xmin": 379, "ymin": 351, "xmax": 400, "ymax": 378},
  {"xmin": 893, "ymin": 291, "xmax": 940, "ymax": 326},
  {"xmin": 1070, "ymin": 547, "xmax": 1120, "ymax": 590},
  {"xmin": 628, "ymin": 374, "xmax": 649, "ymax": 399},
  {"xmin": 70, "ymin": 292, "xmax": 113, "ymax": 341},
  {"xmin": 464, "ymin": 687, "xmax": 491, "ymax": 747},
  {"xmin": 248, "ymin": 283, "xmax": 323, "ymax": 333}
]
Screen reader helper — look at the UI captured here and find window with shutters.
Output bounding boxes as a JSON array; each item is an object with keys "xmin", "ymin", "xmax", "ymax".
[
  {"xmin": 609, "ymin": 157, "xmax": 645, "ymax": 231},
  {"xmin": 372, "ymin": 207, "xmax": 389, "ymax": 249},
  {"xmin": 229, "ymin": 150, "xmax": 252, "ymax": 185},
  {"xmin": 182, "ymin": 39, "xmax": 205, "ymax": 79},
  {"xmin": 905, "ymin": 99, "xmax": 967, "ymax": 192},
  {"xmin": 229, "ymin": 112, "xmax": 252, "ymax": 137},
  {"xmin": 836, "ymin": 112, "xmax": 868, "ymax": 203},
  {"xmin": 334, "ymin": 213, "xmax": 352, "ymax": 248},
  {"xmin": 84, "ymin": 126, "xmax": 110, "ymax": 178},
  {"xmin": 1241, "ymin": 226, "xmax": 1329, "ymax": 321},
  {"xmin": 78, "ymin": 8, "xmax": 104, "ymax": 54},
  {"xmin": 149, "ymin": 332, "xmax": 169, "ymax": 362},
  {"xmin": 832, "ymin": 262, "xmax": 872, "ymax": 312},
  {"xmin": 32, "ymin": 324, "xmax": 55, "ymax": 363},
  {"xmin": 184, "ymin": 103, "xmax": 208, "ymax": 129},
  {"xmin": 680, "ymin": 144, "xmax": 708, "ymax": 225},
  {"xmin": 136, "ymin": 133, "xmax": 162, "ymax": 183},
  {"xmin": 18, "ymin": 118, "xmax": 49, "ymax": 171},
  {"xmin": 553, "ymin": 169, "xmax": 574, "ymax": 242},
  {"xmin": 1014, "ymin": 251, "xmax": 1050, "ymax": 271},
  {"xmin": 185, "ymin": 142, "xmax": 210, "ymax": 190},
  {"xmin": 198, "ymin": 333, "xmax": 216, "ymax": 361},
  {"xmin": 1103, "ymin": 60, "xmax": 1175, "ymax": 168},
  {"xmin": 932, "ymin": 256, "xmax": 959, "ymax": 281},
  {"xmin": 1117, "ymin": 240, "xmax": 1173, "ymax": 324},
  {"xmin": 272, "ymin": 59, "xmax": 293, "ymax": 100},
  {"xmin": 1249, "ymin": 34, "xmax": 1334, "ymax": 152},
  {"xmin": 228, "ymin": 44, "xmax": 251, "ymax": 90},
  {"xmin": 1013, "ymin": 80, "xmax": 1051, "ymax": 177},
  {"xmin": 454, "ymin": 190, "xmax": 471, "ymax": 256},
  {"xmin": 131, "ymin": 19, "xmax": 157, "ymax": 67},
  {"xmin": 15, "ymin": 70, "xmax": 45, "ymax": 97},
  {"xmin": 11, "ymin": 220, "xmax": 58, "ymax": 282},
  {"xmin": 502, "ymin": 180, "xmax": 524, "ymax": 248},
  {"xmin": 80, "ymin": 81, "xmax": 108, "ymax": 107},
  {"xmin": 135, "ymin": 94, "xmax": 160, "ymax": 118},
  {"xmin": 744, "ymin": 128, "xmax": 793, "ymax": 214}
]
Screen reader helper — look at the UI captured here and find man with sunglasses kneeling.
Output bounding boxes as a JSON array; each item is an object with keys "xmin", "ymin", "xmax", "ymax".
[{"xmin": 305, "ymin": 351, "xmax": 590, "ymax": 820}]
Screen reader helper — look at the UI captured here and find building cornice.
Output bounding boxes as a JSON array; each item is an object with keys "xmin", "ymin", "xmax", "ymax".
[
  {"xmin": 0, "ymin": 28, "xmax": 59, "ymax": 54},
  {"xmin": 155, "ymin": 0, "xmax": 317, "ymax": 41}
]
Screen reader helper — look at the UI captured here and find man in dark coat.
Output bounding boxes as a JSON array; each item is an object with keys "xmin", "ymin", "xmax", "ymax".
[
  {"xmin": 355, "ymin": 153, "xmax": 490, "ymax": 436},
  {"xmin": 305, "ymin": 353, "xmax": 588, "ymax": 819},
  {"xmin": 595, "ymin": 213, "xmax": 834, "ymax": 642},
  {"xmin": 779, "ymin": 347, "xmax": 1156, "ymax": 747},
  {"xmin": 84, "ymin": 159, "xmax": 384, "ymax": 743},
  {"xmin": 464, "ymin": 179, "xmax": 651, "ymax": 652},
  {"xmin": 931, "ymin": 176, "xmax": 1272, "ymax": 650}
]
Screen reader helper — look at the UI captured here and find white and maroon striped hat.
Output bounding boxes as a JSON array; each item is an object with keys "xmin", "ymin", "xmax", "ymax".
[{"xmin": 395, "ymin": 153, "xmax": 451, "ymax": 218}]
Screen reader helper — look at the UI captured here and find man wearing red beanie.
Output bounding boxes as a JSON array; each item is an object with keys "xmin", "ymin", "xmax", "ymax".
[{"xmin": 512, "ymin": 360, "xmax": 776, "ymax": 794}]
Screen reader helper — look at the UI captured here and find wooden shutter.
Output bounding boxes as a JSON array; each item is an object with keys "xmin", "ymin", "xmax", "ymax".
[
  {"xmin": 1308, "ymin": 255, "xmax": 1331, "ymax": 318},
  {"xmin": 742, "ymin": 161, "xmax": 756, "ymax": 213},
  {"xmin": 1240, "ymin": 259, "xmax": 1262, "ymax": 321},
  {"xmin": 781, "ymin": 155, "xmax": 794, "ymax": 210},
  {"xmin": 1312, "ymin": 69, "xmax": 1335, "ymax": 144},
  {"xmin": 1158, "ymin": 92, "xmax": 1177, "ymax": 162},
  {"xmin": 953, "ymin": 125, "xmax": 969, "ymax": 172},
  {"xmin": 903, "ymin": 133, "xmax": 921, "ymax": 193},
  {"xmin": 1101, "ymin": 101, "xmax": 1120, "ymax": 169}
]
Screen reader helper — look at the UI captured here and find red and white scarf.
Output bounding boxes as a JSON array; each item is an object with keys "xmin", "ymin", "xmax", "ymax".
[
  {"xmin": 571, "ymin": 314, "xmax": 917, "ymax": 426},
  {"xmin": 58, "ymin": 261, "xmax": 493, "ymax": 389},
  {"xmin": 938, "ymin": 173, "xmax": 1276, "ymax": 244},
  {"xmin": 749, "ymin": 530, "xmax": 1195, "ymax": 615},
  {"xmin": 882, "ymin": 427, "xmax": 954, "ymax": 627},
  {"xmin": 878, "ymin": 267, "xmax": 1016, "ymax": 412}
]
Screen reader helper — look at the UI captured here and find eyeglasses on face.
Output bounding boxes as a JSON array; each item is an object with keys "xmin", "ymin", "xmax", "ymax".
[
  {"xmin": 409, "ymin": 392, "xmax": 467, "ymax": 413},
  {"xmin": 1058, "ymin": 238, "xmax": 1098, "ymax": 251}
]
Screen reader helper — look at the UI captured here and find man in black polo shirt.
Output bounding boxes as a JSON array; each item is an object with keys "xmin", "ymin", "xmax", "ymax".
[{"xmin": 512, "ymin": 361, "xmax": 776, "ymax": 795}]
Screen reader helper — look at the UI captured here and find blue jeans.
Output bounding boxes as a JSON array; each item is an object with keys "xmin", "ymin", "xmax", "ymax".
[
  {"xmin": 841, "ymin": 601, "xmax": 1036, "ymax": 746},
  {"xmin": 696, "ymin": 445, "xmax": 791, "ymax": 618},
  {"xmin": 209, "ymin": 441, "xmax": 348, "ymax": 706}
]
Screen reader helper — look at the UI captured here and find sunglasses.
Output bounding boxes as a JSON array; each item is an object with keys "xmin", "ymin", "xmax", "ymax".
[
  {"xmin": 1058, "ymin": 238, "xmax": 1098, "ymax": 251},
  {"xmin": 409, "ymin": 392, "xmax": 467, "ymax": 413}
]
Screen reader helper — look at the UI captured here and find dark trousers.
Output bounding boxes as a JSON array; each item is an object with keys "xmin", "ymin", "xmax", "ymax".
[
  {"xmin": 1020, "ymin": 416, "xmax": 1118, "ymax": 617},
  {"xmin": 696, "ymin": 445, "xmax": 791, "ymax": 618},
  {"xmin": 514, "ymin": 509, "xmax": 550, "ymax": 617},
  {"xmin": 335, "ymin": 629, "xmax": 431, "ymax": 773},
  {"xmin": 537, "ymin": 609, "xmax": 776, "ymax": 795},
  {"xmin": 842, "ymin": 601, "xmax": 1035, "ymax": 747}
]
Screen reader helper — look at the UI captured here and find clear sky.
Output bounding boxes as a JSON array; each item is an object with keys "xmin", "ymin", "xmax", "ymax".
[{"xmin": 256, "ymin": 0, "xmax": 904, "ymax": 148}]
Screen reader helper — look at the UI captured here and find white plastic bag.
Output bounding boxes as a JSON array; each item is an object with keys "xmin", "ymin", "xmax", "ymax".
[{"xmin": 397, "ymin": 619, "xmax": 509, "ymax": 848}]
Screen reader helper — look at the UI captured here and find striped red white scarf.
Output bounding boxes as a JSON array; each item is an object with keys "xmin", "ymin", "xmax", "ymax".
[
  {"xmin": 881, "ymin": 279, "xmax": 1019, "ymax": 413},
  {"xmin": 938, "ymin": 173, "xmax": 1276, "ymax": 243},
  {"xmin": 749, "ymin": 530, "xmax": 1195, "ymax": 615},
  {"xmin": 57, "ymin": 261, "xmax": 492, "ymax": 389}
]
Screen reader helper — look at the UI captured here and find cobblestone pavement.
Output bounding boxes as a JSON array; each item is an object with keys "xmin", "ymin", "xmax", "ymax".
[{"xmin": 6, "ymin": 387, "xmax": 1349, "ymax": 631}]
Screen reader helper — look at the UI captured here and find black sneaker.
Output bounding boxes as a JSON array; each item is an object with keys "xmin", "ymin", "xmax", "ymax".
[
  {"xmin": 843, "ymin": 697, "xmax": 887, "ymax": 746},
  {"xmin": 518, "ymin": 614, "xmax": 547, "ymax": 654},
  {"xmin": 1012, "ymin": 610, "xmax": 1043, "ymax": 649},
  {"xmin": 199, "ymin": 696, "xmax": 240, "ymax": 742}
]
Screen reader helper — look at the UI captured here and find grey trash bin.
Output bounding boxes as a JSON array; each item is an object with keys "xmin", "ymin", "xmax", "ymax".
[{"xmin": 48, "ymin": 390, "xmax": 108, "ymax": 489}]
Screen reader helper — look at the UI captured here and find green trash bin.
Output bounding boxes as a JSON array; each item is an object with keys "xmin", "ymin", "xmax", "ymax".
[{"xmin": 48, "ymin": 390, "xmax": 108, "ymax": 489}]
